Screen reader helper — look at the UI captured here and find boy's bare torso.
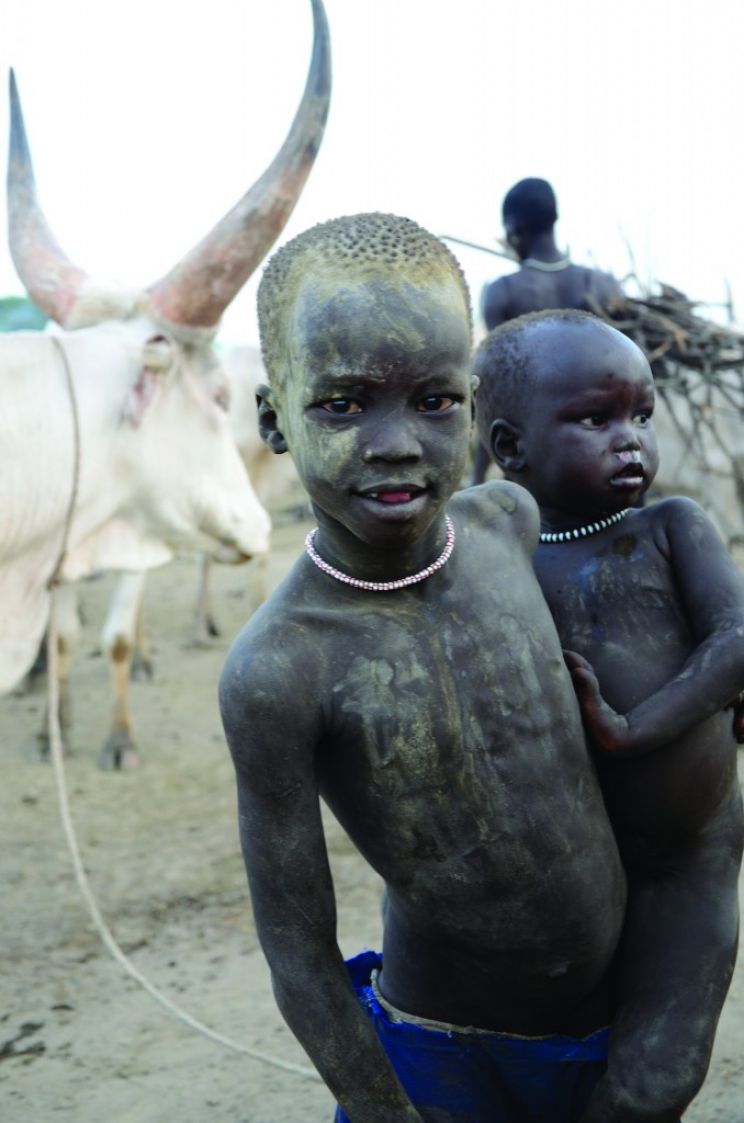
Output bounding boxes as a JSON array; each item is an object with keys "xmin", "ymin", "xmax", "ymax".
[
  {"xmin": 535, "ymin": 500, "xmax": 741, "ymax": 866},
  {"xmin": 229, "ymin": 483, "xmax": 626, "ymax": 1036}
]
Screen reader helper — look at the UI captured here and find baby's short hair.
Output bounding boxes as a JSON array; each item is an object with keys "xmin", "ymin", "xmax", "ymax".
[
  {"xmin": 257, "ymin": 212, "xmax": 472, "ymax": 391},
  {"xmin": 474, "ymin": 308, "xmax": 599, "ymax": 446}
]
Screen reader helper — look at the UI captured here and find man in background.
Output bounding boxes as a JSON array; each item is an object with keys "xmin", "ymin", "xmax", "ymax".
[{"xmin": 473, "ymin": 177, "xmax": 622, "ymax": 484}]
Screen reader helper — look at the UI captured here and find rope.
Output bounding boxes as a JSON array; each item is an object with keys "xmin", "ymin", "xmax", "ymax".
[
  {"xmin": 47, "ymin": 337, "xmax": 81, "ymax": 590},
  {"xmin": 42, "ymin": 354, "xmax": 321, "ymax": 1081},
  {"xmin": 45, "ymin": 600, "xmax": 320, "ymax": 1081}
]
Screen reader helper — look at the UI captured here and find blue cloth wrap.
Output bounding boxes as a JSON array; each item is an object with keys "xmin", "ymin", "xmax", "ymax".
[{"xmin": 334, "ymin": 950, "xmax": 609, "ymax": 1123}]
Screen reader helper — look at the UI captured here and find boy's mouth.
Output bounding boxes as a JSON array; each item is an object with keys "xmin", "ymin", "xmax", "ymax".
[{"xmin": 359, "ymin": 485, "xmax": 425, "ymax": 505}]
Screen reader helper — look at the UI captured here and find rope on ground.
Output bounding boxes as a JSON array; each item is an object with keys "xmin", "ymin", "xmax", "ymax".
[{"xmin": 45, "ymin": 602, "xmax": 321, "ymax": 1082}]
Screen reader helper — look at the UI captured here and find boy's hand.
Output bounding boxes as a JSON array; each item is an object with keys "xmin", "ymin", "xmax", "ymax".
[{"xmin": 563, "ymin": 650, "xmax": 631, "ymax": 754}]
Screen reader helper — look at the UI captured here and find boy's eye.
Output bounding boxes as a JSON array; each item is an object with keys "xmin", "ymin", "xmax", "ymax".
[
  {"xmin": 578, "ymin": 415, "xmax": 605, "ymax": 429},
  {"xmin": 319, "ymin": 398, "xmax": 363, "ymax": 415},
  {"xmin": 634, "ymin": 411, "xmax": 652, "ymax": 426},
  {"xmin": 417, "ymin": 395, "xmax": 455, "ymax": 413}
]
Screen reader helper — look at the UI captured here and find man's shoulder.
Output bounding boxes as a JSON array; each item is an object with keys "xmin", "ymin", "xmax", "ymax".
[
  {"xmin": 481, "ymin": 273, "xmax": 516, "ymax": 328},
  {"xmin": 581, "ymin": 264, "xmax": 623, "ymax": 301}
]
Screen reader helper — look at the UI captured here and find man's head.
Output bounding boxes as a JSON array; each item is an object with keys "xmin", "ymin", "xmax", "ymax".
[
  {"xmin": 502, "ymin": 178, "xmax": 558, "ymax": 259},
  {"xmin": 474, "ymin": 310, "xmax": 658, "ymax": 519},
  {"xmin": 256, "ymin": 213, "xmax": 475, "ymax": 548}
]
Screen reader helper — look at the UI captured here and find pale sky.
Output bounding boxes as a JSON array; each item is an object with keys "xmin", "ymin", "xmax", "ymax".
[{"xmin": 2, "ymin": 0, "xmax": 743, "ymax": 344}]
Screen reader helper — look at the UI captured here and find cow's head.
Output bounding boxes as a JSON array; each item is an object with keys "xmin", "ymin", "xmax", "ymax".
[
  {"xmin": 6, "ymin": 0, "xmax": 330, "ymax": 565},
  {"xmin": 112, "ymin": 321, "xmax": 272, "ymax": 565}
]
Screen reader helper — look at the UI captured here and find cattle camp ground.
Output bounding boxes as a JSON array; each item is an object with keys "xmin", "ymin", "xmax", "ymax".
[{"xmin": 2, "ymin": 489, "xmax": 744, "ymax": 1122}]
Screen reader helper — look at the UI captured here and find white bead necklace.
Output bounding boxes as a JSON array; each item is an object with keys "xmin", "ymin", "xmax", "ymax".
[
  {"xmin": 522, "ymin": 255, "xmax": 571, "ymax": 273},
  {"xmin": 304, "ymin": 516, "xmax": 455, "ymax": 592},
  {"xmin": 539, "ymin": 508, "xmax": 630, "ymax": 544}
]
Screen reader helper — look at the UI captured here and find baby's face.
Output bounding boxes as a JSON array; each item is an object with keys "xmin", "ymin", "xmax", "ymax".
[
  {"xmin": 277, "ymin": 269, "xmax": 473, "ymax": 548},
  {"xmin": 519, "ymin": 321, "xmax": 659, "ymax": 519}
]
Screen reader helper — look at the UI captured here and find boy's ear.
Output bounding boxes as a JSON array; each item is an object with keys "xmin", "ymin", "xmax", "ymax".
[
  {"xmin": 490, "ymin": 419, "xmax": 526, "ymax": 473},
  {"xmin": 255, "ymin": 383, "xmax": 288, "ymax": 455}
]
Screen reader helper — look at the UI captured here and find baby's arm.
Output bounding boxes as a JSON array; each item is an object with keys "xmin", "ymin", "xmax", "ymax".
[
  {"xmin": 570, "ymin": 498, "xmax": 744, "ymax": 756},
  {"xmin": 219, "ymin": 634, "xmax": 423, "ymax": 1123}
]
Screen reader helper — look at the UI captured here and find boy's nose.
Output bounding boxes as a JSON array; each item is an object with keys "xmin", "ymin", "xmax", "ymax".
[{"xmin": 363, "ymin": 419, "xmax": 422, "ymax": 462}]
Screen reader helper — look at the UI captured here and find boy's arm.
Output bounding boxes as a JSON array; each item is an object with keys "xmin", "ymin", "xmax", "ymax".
[
  {"xmin": 219, "ymin": 638, "xmax": 423, "ymax": 1123},
  {"xmin": 569, "ymin": 498, "xmax": 744, "ymax": 755}
]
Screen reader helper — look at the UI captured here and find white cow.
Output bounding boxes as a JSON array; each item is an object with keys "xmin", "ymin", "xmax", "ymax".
[
  {"xmin": 2, "ymin": 0, "xmax": 331, "ymax": 735},
  {"xmin": 37, "ymin": 345, "xmax": 304, "ymax": 769}
]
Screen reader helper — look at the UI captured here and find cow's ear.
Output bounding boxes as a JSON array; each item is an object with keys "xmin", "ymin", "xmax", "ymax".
[
  {"xmin": 122, "ymin": 334, "xmax": 175, "ymax": 428},
  {"xmin": 490, "ymin": 418, "xmax": 525, "ymax": 473},
  {"xmin": 256, "ymin": 383, "xmax": 288, "ymax": 454}
]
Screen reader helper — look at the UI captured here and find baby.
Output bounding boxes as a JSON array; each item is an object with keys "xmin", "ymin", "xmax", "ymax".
[{"xmin": 474, "ymin": 307, "xmax": 744, "ymax": 1122}]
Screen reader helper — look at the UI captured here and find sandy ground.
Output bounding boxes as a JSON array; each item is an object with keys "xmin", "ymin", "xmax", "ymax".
[{"xmin": 2, "ymin": 500, "xmax": 744, "ymax": 1123}]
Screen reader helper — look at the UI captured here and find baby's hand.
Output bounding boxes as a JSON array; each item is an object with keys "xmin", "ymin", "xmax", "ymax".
[
  {"xmin": 563, "ymin": 650, "xmax": 631, "ymax": 754},
  {"xmin": 731, "ymin": 693, "xmax": 744, "ymax": 744}
]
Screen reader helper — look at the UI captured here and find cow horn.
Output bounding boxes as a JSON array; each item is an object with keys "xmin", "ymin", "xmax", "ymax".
[
  {"xmin": 6, "ymin": 69, "xmax": 90, "ymax": 326},
  {"xmin": 147, "ymin": 0, "xmax": 331, "ymax": 329}
]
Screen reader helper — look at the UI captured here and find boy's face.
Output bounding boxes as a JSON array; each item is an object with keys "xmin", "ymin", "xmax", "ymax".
[
  {"xmin": 276, "ymin": 269, "xmax": 473, "ymax": 548},
  {"xmin": 515, "ymin": 321, "xmax": 659, "ymax": 518}
]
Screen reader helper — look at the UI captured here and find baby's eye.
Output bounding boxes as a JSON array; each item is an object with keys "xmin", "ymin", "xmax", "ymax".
[
  {"xmin": 578, "ymin": 415, "xmax": 605, "ymax": 429},
  {"xmin": 417, "ymin": 395, "xmax": 455, "ymax": 413},
  {"xmin": 634, "ymin": 411, "xmax": 652, "ymax": 426},
  {"xmin": 319, "ymin": 398, "xmax": 363, "ymax": 415}
]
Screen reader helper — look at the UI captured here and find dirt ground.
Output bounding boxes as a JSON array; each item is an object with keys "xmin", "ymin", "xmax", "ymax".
[{"xmin": 2, "ymin": 499, "xmax": 744, "ymax": 1123}]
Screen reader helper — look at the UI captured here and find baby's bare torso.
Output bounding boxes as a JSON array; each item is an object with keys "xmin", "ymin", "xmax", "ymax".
[
  {"xmin": 285, "ymin": 489, "xmax": 626, "ymax": 1034},
  {"xmin": 535, "ymin": 505, "xmax": 740, "ymax": 868}
]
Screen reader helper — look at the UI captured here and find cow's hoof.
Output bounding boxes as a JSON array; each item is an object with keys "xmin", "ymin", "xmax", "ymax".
[
  {"xmin": 29, "ymin": 735, "xmax": 50, "ymax": 762},
  {"xmin": 99, "ymin": 731, "xmax": 140, "ymax": 771},
  {"xmin": 187, "ymin": 631, "xmax": 218, "ymax": 650},
  {"xmin": 130, "ymin": 655, "xmax": 154, "ymax": 682},
  {"xmin": 29, "ymin": 734, "xmax": 70, "ymax": 762}
]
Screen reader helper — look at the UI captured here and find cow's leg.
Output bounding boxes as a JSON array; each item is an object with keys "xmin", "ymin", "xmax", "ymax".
[
  {"xmin": 99, "ymin": 573, "xmax": 146, "ymax": 770},
  {"xmin": 130, "ymin": 587, "xmax": 154, "ymax": 681},
  {"xmin": 191, "ymin": 555, "xmax": 220, "ymax": 645},
  {"xmin": 35, "ymin": 584, "xmax": 81, "ymax": 758}
]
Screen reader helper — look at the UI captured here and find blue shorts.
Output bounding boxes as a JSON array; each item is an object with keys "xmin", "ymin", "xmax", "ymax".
[{"xmin": 334, "ymin": 950, "xmax": 609, "ymax": 1123}]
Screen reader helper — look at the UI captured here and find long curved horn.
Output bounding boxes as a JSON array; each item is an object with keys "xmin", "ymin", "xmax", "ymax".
[
  {"xmin": 147, "ymin": 0, "xmax": 331, "ymax": 329},
  {"xmin": 6, "ymin": 69, "xmax": 90, "ymax": 326}
]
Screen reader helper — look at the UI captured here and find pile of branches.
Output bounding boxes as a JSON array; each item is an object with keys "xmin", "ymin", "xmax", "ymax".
[{"xmin": 589, "ymin": 285, "xmax": 744, "ymax": 394}]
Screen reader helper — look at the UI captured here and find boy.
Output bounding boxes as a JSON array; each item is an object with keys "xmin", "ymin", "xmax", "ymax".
[
  {"xmin": 473, "ymin": 308, "xmax": 744, "ymax": 1122},
  {"xmin": 219, "ymin": 216, "xmax": 627, "ymax": 1122}
]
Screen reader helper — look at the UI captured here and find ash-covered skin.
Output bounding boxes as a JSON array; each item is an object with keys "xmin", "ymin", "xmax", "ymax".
[
  {"xmin": 477, "ymin": 309, "xmax": 744, "ymax": 1122},
  {"xmin": 220, "ymin": 218, "xmax": 626, "ymax": 1123}
]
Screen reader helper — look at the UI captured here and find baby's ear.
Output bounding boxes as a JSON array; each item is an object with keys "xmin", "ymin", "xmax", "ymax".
[
  {"xmin": 255, "ymin": 384, "xmax": 288, "ymax": 455},
  {"xmin": 490, "ymin": 419, "xmax": 525, "ymax": 473}
]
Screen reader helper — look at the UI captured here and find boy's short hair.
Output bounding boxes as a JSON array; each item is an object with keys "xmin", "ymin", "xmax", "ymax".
[
  {"xmin": 474, "ymin": 308, "xmax": 598, "ymax": 445},
  {"xmin": 502, "ymin": 178, "xmax": 557, "ymax": 234},
  {"xmin": 257, "ymin": 212, "xmax": 472, "ymax": 392}
]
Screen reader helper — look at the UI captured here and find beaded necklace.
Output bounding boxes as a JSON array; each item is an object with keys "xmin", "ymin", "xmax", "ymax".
[
  {"xmin": 522, "ymin": 255, "xmax": 571, "ymax": 273},
  {"xmin": 304, "ymin": 516, "xmax": 455, "ymax": 591},
  {"xmin": 539, "ymin": 508, "xmax": 629, "ymax": 544}
]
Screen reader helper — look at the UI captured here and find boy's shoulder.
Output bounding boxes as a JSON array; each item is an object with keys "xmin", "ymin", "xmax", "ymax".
[
  {"xmin": 452, "ymin": 478, "xmax": 540, "ymax": 547},
  {"xmin": 219, "ymin": 562, "xmax": 318, "ymax": 708}
]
